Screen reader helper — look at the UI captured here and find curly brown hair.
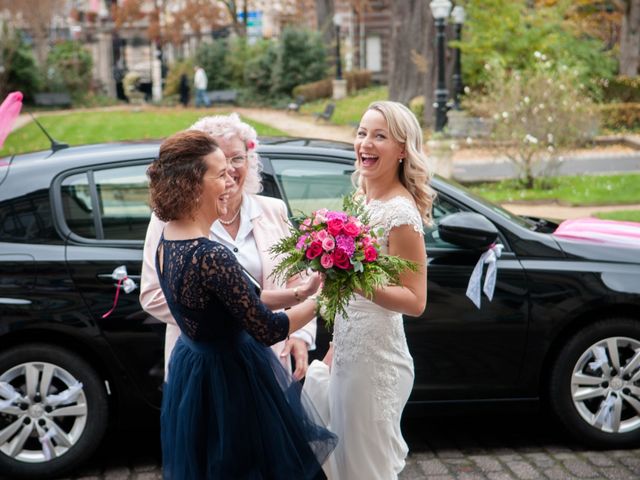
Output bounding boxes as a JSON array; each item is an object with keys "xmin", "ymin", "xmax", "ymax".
[{"xmin": 148, "ymin": 130, "xmax": 220, "ymax": 222}]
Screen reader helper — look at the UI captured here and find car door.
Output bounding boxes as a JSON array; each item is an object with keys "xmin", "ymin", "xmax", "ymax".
[
  {"xmin": 54, "ymin": 161, "xmax": 164, "ymax": 407},
  {"xmin": 406, "ymin": 193, "xmax": 529, "ymax": 402}
]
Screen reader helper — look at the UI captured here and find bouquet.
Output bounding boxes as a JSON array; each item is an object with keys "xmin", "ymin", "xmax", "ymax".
[{"xmin": 270, "ymin": 196, "xmax": 418, "ymax": 326}]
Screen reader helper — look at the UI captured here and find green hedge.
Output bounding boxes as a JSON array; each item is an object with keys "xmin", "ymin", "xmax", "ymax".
[
  {"xmin": 600, "ymin": 103, "xmax": 640, "ymax": 130},
  {"xmin": 292, "ymin": 70, "xmax": 372, "ymax": 102}
]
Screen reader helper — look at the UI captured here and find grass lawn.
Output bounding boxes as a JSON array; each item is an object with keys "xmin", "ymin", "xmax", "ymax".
[
  {"xmin": 593, "ymin": 210, "xmax": 640, "ymax": 223},
  {"xmin": 299, "ymin": 85, "xmax": 389, "ymax": 126},
  {"xmin": 1, "ymin": 109, "xmax": 287, "ymax": 156},
  {"xmin": 470, "ymin": 174, "xmax": 640, "ymax": 206}
]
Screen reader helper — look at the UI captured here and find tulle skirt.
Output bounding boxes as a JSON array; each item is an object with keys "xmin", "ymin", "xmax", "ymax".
[{"xmin": 161, "ymin": 333, "xmax": 337, "ymax": 479}]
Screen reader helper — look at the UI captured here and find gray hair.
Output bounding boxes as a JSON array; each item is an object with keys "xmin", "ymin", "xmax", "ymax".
[{"xmin": 189, "ymin": 113, "xmax": 262, "ymax": 194}]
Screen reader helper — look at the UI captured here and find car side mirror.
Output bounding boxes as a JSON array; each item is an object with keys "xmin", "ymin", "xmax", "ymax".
[{"xmin": 438, "ymin": 212, "xmax": 498, "ymax": 250}]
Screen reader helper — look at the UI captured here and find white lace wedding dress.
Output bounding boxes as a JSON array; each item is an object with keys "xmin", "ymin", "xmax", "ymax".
[{"xmin": 304, "ymin": 196, "xmax": 423, "ymax": 480}]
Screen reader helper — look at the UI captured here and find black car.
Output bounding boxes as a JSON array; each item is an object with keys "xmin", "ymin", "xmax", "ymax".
[{"xmin": 0, "ymin": 139, "xmax": 639, "ymax": 478}]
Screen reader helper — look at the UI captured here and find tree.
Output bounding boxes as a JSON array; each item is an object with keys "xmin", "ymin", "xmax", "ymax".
[
  {"xmin": 388, "ymin": 0, "xmax": 436, "ymax": 128},
  {"xmin": 615, "ymin": 0, "xmax": 640, "ymax": 76},
  {"xmin": 0, "ymin": 0, "xmax": 64, "ymax": 66},
  {"xmin": 315, "ymin": 0, "xmax": 335, "ymax": 48},
  {"xmin": 46, "ymin": 41, "xmax": 93, "ymax": 100},
  {"xmin": 0, "ymin": 23, "xmax": 41, "ymax": 100}
]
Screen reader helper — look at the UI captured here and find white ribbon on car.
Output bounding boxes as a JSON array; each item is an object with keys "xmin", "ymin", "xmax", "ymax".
[
  {"xmin": 588, "ymin": 346, "xmax": 608, "ymax": 371},
  {"xmin": 466, "ymin": 243, "xmax": 504, "ymax": 309},
  {"xmin": 102, "ymin": 265, "xmax": 137, "ymax": 318},
  {"xmin": 594, "ymin": 392, "xmax": 617, "ymax": 431},
  {"xmin": 45, "ymin": 381, "xmax": 83, "ymax": 407},
  {"xmin": 38, "ymin": 424, "xmax": 57, "ymax": 461},
  {"xmin": 0, "ymin": 381, "xmax": 22, "ymax": 409}
]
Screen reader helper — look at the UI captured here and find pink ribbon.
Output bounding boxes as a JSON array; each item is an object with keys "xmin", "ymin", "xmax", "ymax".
[
  {"xmin": 102, "ymin": 278, "xmax": 124, "ymax": 319},
  {"xmin": 0, "ymin": 91, "xmax": 23, "ymax": 150},
  {"xmin": 554, "ymin": 217, "xmax": 640, "ymax": 248}
]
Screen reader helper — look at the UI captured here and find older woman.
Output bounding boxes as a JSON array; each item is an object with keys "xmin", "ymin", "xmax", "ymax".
[
  {"xmin": 141, "ymin": 113, "xmax": 318, "ymax": 380},
  {"xmin": 148, "ymin": 130, "xmax": 336, "ymax": 479}
]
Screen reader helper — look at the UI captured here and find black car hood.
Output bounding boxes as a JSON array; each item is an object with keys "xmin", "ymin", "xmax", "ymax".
[{"xmin": 552, "ymin": 235, "xmax": 640, "ymax": 265}]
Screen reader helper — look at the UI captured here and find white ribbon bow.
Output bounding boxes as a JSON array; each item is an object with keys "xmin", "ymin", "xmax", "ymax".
[
  {"xmin": 111, "ymin": 265, "xmax": 137, "ymax": 294},
  {"xmin": 0, "ymin": 381, "xmax": 23, "ymax": 409},
  {"xmin": 466, "ymin": 244, "xmax": 504, "ymax": 309}
]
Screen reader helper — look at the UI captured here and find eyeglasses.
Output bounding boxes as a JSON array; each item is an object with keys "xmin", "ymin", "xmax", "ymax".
[{"xmin": 227, "ymin": 155, "xmax": 247, "ymax": 168}]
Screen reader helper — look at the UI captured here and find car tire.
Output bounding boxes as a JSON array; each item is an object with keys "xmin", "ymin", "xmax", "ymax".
[
  {"xmin": 549, "ymin": 317, "xmax": 640, "ymax": 448},
  {"xmin": 0, "ymin": 344, "xmax": 108, "ymax": 479}
]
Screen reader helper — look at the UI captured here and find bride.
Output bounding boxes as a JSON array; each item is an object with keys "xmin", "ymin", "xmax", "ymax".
[{"xmin": 304, "ymin": 101, "xmax": 433, "ymax": 479}]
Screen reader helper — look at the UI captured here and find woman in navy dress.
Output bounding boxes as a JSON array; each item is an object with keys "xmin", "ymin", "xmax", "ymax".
[{"xmin": 147, "ymin": 130, "xmax": 337, "ymax": 479}]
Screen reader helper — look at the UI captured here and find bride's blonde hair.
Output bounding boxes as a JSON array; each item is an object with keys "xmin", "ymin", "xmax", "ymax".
[{"xmin": 353, "ymin": 101, "xmax": 434, "ymax": 225}]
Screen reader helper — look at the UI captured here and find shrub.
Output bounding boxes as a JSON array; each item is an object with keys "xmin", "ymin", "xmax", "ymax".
[
  {"xmin": 271, "ymin": 27, "xmax": 327, "ymax": 96},
  {"xmin": 195, "ymin": 39, "xmax": 231, "ymax": 90},
  {"xmin": 455, "ymin": 0, "xmax": 616, "ymax": 99},
  {"xmin": 0, "ymin": 26, "xmax": 41, "ymax": 101},
  {"xmin": 164, "ymin": 58, "xmax": 193, "ymax": 97},
  {"xmin": 602, "ymin": 77, "xmax": 640, "ymax": 104},
  {"xmin": 599, "ymin": 103, "xmax": 640, "ymax": 130},
  {"xmin": 46, "ymin": 41, "xmax": 93, "ymax": 100},
  {"xmin": 345, "ymin": 70, "xmax": 372, "ymax": 93},
  {"xmin": 292, "ymin": 79, "xmax": 333, "ymax": 102},
  {"xmin": 244, "ymin": 40, "xmax": 279, "ymax": 96},
  {"xmin": 464, "ymin": 55, "xmax": 598, "ymax": 188}
]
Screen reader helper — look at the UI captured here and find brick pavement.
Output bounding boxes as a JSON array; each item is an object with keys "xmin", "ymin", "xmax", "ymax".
[{"xmin": 54, "ymin": 413, "xmax": 640, "ymax": 480}]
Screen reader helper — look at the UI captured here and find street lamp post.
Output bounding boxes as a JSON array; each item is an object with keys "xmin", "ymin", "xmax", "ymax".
[
  {"xmin": 451, "ymin": 5, "xmax": 465, "ymax": 110},
  {"xmin": 332, "ymin": 13, "xmax": 347, "ymax": 100},
  {"xmin": 430, "ymin": 0, "xmax": 452, "ymax": 132},
  {"xmin": 334, "ymin": 18, "xmax": 343, "ymax": 80}
]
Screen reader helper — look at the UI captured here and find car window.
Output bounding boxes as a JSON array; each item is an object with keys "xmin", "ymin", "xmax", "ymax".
[
  {"xmin": 425, "ymin": 195, "xmax": 465, "ymax": 250},
  {"xmin": 61, "ymin": 172, "xmax": 96, "ymax": 238},
  {"xmin": 60, "ymin": 164, "xmax": 151, "ymax": 241},
  {"xmin": 94, "ymin": 165, "xmax": 151, "ymax": 241},
  {"xmin": 271, "ymin": 159, "xmax": 355, "ymax": 216}
]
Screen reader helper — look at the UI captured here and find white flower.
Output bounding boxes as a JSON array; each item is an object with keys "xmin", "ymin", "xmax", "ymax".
[
  {"xmin": 502, "ymin": 111, "xmax": 509, "ymax": 119},
  {"xmin": 547, "ymin": 145, "xmax": 555, "ymax": 152},
  {"xmin": 524, "ymin": 134, "xmax": 539, "ymax": 144},
  {"xmin": 466, "ymin": 137, "xmax": 473, "ymax": 145},
  {"xmin": 464, "ymin": 86, "xmax": 471, "ymax": 94},
  {"xmin": 538, "ymin": 103, "xmax": 545, "ymax": 110},
  {"xmin": 547, "ymin": 116, "xmax": 554, "ymax": 123},
  {"xmin": 547, "ymin": 133, "xmax": 554, "ymax": 143},
  {"xmin": 534, "ymin": 51, "xmax": 542, "ymax": 59},
  {"xmin": 493, "ymin": 113, "xmax": 500, "ymax": 120},
  {"xmin": 523, "ymin": 96, "xmax": 530, "ymax": 104}
]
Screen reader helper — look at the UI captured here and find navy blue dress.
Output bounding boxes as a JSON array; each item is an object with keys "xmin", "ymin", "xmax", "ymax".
[{"xmin": 156, "ymin": 237, "xmax": 337, "ymax": 479}]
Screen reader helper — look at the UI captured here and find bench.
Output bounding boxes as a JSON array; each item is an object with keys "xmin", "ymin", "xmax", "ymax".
[
  {"xmin": 286, "ymin": 95, "xmax": 306, "ymax": 113},
  {"xmin": 207, "ymin": 90, "xmax": 238, "ymax": 104},
  {"xmin": 313, "ymin": 102, "xmax": 335, "ymax": 123},
  {"xmin": 33, "ymin": 92, "xmax": 72, "ymax": 108}
]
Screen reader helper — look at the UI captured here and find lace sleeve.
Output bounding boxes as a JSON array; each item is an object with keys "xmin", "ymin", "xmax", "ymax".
[
  {"xmin": 199, "ymin": 241, "xmax": 289, "ymax": 345},
  {"xmin": 384, "ymin": 197, "xmax": 423, "ymax": 234}
]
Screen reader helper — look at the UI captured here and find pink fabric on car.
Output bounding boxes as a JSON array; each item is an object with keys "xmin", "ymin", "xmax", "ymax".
[
  {"xmin": 553, "ymin": 217, "xmax": 640, "ymax": 248},
  {"xmin": 0, "ymin": 91, "xmax": 23, "ymax": 150}
]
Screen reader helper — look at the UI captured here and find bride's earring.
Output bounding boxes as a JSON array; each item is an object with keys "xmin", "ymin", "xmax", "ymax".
[{"xmin": 399, "ymin": 158, "xmax": 404, "ymax": 164}]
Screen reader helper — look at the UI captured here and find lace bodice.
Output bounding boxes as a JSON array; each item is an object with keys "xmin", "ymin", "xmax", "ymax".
[
  {"xmin": 156, "ymin": 237, "xmax": 289, "ymax": 346},
  {"xmin": 365, "ymin": 196, "xmax": 423, "ymax": 252},
  {"xmin": 332, "ymin": 196, "xmax": 423, "ymax": 421}
]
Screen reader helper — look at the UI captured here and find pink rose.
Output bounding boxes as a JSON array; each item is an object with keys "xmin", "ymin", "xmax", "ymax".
[
  {"xmin": 316, "ymin": 229, "xmax": 329, "ymax": 241},
  {"xmin": 333, "ymin": 248, "xmax": 352, "ymax": 270},
  {"xmin": 320, "ymin": 253, "xmax": 334, "ymax": 269},
  {"xmin": 305, "ymin": 241, "xmax": 323, "ymax": 259},
  {"xmin": 343, "ymin": 222, "xmax": 360, "ymax": 237},
  {"xmin": 246, "ymin": 140, "xmax": 256, "ymax": 150},
  {"xmin": 299, "ymin": 218, "xmax": 312, "ymax": 231},
  {"xmin": 327, "ymin": 218, "xmax": 344, "ymax": 237},
  {"xmin": 295, "ymin": 234, "xmax": 309, "ymax": 250},
  {"xmin": 322, "ymin": 237, "xmax": 335, "ymax": 252},
  {"xmin": 361, "ymin": 235, "xmax": 372, "ymax": 247},
  {"xmin": 364, "ymin": 245, "xmax": 378, "ymax": 262}
]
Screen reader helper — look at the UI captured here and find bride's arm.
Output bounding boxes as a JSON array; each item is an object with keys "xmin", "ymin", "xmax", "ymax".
[{"xmin": 366, "ymin": 224, "xmax": 427, "ymax": 316}]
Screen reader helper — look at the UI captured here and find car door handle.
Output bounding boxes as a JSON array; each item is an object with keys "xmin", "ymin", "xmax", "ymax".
[{"xmin": 97, "ymin": 274, "xmax": 141, "ymax": 282}]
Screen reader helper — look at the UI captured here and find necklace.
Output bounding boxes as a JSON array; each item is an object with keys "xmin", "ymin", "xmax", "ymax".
[{"xmin": 219, "ymin": 208, "xmax": 240, "ymax": 225}]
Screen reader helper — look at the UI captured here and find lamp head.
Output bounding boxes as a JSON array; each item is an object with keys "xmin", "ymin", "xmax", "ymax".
[
  {"xmin": 430, "ymin": 0, "xmax": 453, "ymax": 20},
  {"xmin": 452, "ymin": 5, "xmax": 465, "ymax": 24}
]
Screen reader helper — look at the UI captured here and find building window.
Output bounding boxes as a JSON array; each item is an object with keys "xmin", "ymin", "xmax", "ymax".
[{"xmin": 366, "ymin": 35, "xmax": 382, "ymax": 72}]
